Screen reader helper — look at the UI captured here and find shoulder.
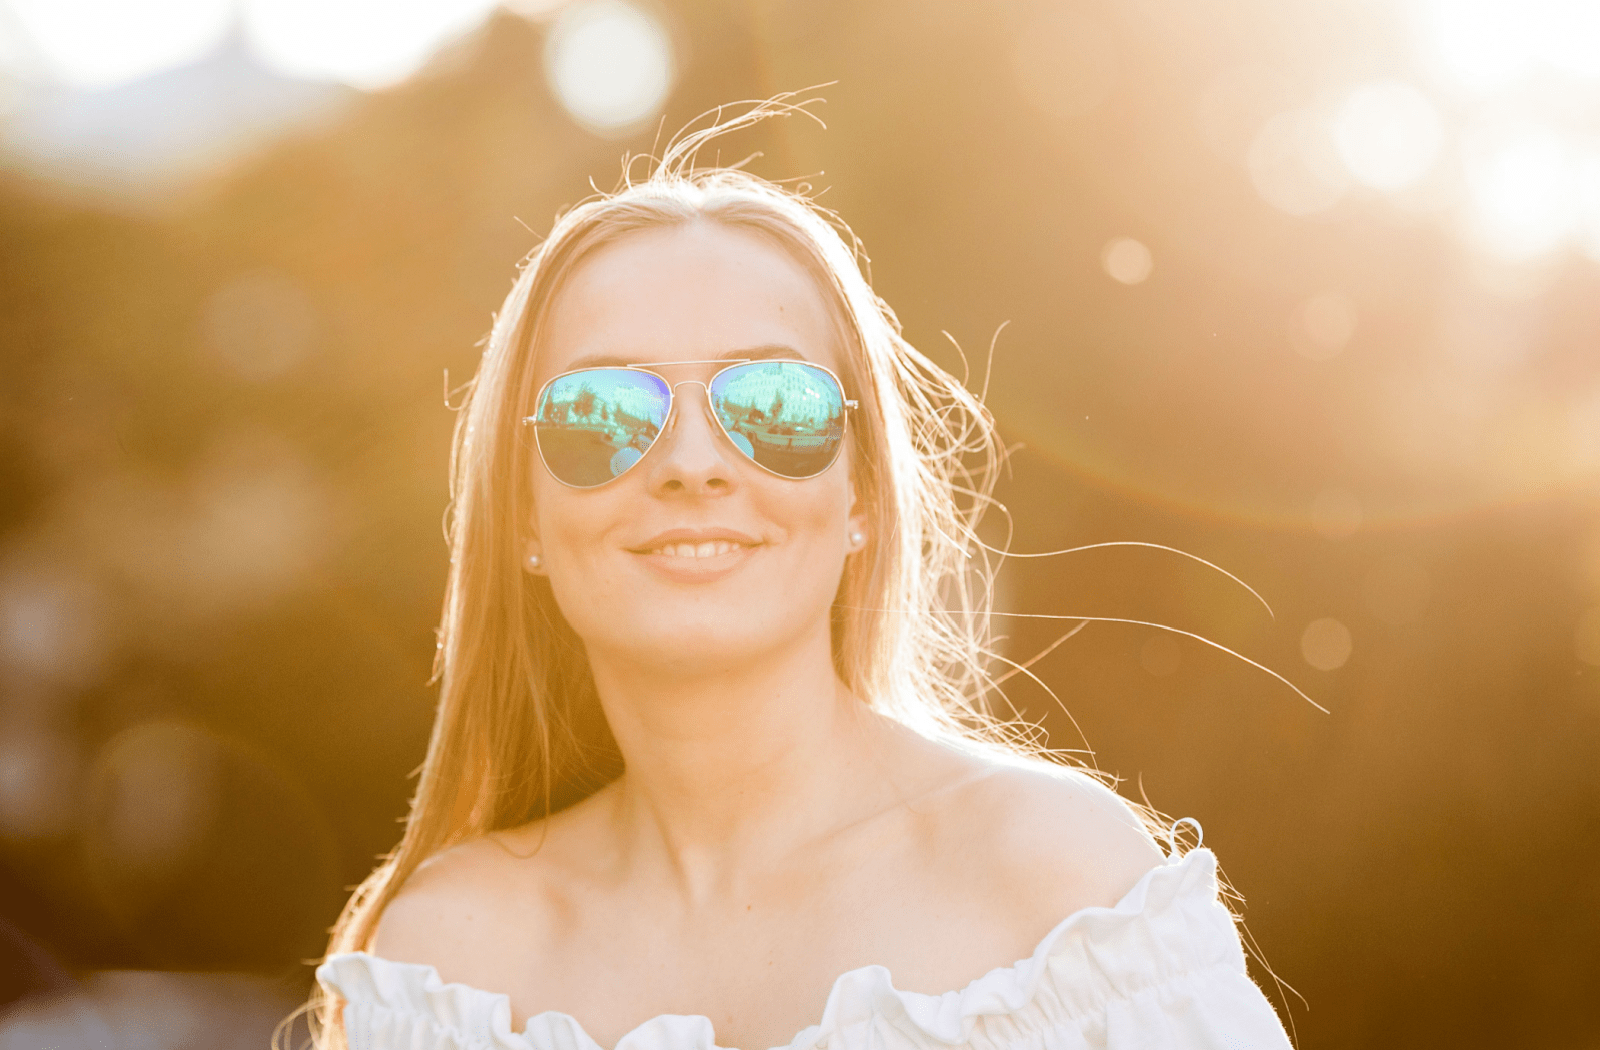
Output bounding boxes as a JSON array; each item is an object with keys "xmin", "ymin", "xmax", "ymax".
[
  {"xmin": 914, "ymin": 755, "xmax": 1167, "ymax": 925},
  {"xmin": 368, "ymin": 801, "xmax": 603, "ymax": 971},
  {"xmin": 368, "ymin": 835, "xmax": 537, "ymax": 969}
]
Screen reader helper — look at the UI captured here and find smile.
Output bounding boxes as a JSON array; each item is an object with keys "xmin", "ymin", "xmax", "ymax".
[{"xmin": 647, "ymin": 540, "xmax": 750, "ymax": 558}]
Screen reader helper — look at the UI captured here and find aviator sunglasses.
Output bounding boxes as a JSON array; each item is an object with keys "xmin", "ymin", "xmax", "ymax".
[{"xmin": 524, "ymin": 358, "xmax": 858, "ymax": 488}]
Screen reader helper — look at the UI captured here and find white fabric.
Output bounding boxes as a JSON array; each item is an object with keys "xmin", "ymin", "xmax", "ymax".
[{"xmin": 317, "ymin": 847, "xmax": 1292, "ymax": 1050}]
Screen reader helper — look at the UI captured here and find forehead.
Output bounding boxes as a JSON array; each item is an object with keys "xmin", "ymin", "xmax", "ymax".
[{"xmin": 534, "ymin": 222, "xmax": 843, "ymax": 381}]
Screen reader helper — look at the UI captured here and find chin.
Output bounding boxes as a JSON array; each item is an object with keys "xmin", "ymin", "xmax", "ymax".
[{"xmin": 581, "ymin": 612, "xmax": 805, "ymax": 671}]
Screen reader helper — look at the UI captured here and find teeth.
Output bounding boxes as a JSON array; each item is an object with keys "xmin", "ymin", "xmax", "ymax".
[{"xmin": 651, "ymin": 540, "xmax": 742, "ymax": 558}]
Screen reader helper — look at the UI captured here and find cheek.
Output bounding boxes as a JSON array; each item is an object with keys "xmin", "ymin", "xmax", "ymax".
[
  {"xmin": 535, "ymin": 488, "xmax": 619, "ymax": 562},
  {"xmin": 766, "ymin": 474, "xmax": 854, "ymax": 551}
]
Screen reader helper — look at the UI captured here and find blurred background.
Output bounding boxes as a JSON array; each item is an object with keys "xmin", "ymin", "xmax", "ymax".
[{"xmin": 0, "ymin": 0, "xmax": 1597, "ymax": 1046}]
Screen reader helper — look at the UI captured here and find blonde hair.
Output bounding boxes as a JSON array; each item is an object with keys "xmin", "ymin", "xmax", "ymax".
[{"xmin": 299, "ymin": 100, "xmax": 1095, "ymax": 1050}]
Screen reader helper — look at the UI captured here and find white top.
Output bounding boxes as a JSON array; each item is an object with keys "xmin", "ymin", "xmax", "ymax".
[{"xmin": 317, "ymin": 847, "xmax": 1292, "ymax": 1050}]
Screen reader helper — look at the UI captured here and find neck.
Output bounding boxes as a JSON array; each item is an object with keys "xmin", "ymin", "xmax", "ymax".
[{"xmin": 586, "ymin": 623, "xmax": 884, "ymax": 899}]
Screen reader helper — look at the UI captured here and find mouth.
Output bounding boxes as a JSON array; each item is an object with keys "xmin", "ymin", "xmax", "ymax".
[
  {"xmin": 629, "ymin": 529, "xmax": 763, "ymax": 578},
  {"xmin": 644, "ymin": 540, "xmax": 753, "ymax": 559}
]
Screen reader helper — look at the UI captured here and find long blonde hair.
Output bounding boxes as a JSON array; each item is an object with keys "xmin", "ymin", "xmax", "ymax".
[{"xmin": 302, "ymin": 100, "xmax": 1088, "ymax": 1049}]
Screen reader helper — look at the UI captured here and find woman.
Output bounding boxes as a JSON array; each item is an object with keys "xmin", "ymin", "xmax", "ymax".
[{"xmin": 309, "ymin": 110, "xmax": 1294, "ymax": 1050}]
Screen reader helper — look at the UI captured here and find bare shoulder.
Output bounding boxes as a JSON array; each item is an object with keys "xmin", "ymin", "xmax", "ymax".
[
  {"xmin": 367, "ymin": 833, "xmax": 543, "ymax": 970},
  {"xmin": 923, "ymin": 756, "xmax": 1166, "ymax": 925},
  {"xmin": 367, "ymin": 802, "xmax": 602, "ymax": 973}
]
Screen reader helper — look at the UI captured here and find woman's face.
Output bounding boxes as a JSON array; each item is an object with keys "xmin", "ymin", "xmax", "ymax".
[{"xmin": 526, "ymin": 221, "xmax": 868, "ymax": 672}]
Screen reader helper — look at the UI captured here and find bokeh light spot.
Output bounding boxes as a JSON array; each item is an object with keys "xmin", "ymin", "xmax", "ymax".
[
  {"xmin": 242, "ymin": 0, "xmax": 500, "ymax": 90},
  {"xmin": 1311, "ymin": 488, "xmax": 1363, "ymax": 539},
  {"xmin": 1301, "ymin": 617, "xmax": 1353, "ymax": 670},
  {"xmin": 202, "ymin": 271, "xmax": 319, "ymax": 381},
  {"xmin": 0, "ymin": 727, "xmax": 80, "ymax": 839},
  {"xmin": 6, "ymin": 0, "xmax": 231, "ymax": 89},
  {"xmin": 545, "ymin": 0, "xmax": 673, "ymax": 136},
  {"xmin": 85, "ymin": 722, "xmax": 220, "ymax": 890},
  {"xmin": 1291, "ymin": 290, "xmax": 1357, "ymax": 361},
  {"xmin": 0, "ymin": 562, "xmax": 109, "ymax": 687},
  {"xmin": 1334, "ymin": 80, "xmax": 1443, "ymax": 192},
  {"xmin": 1101, "ymin": 237, "xmax": 1153, "ymax": 285},
  {"xmin": 1249, "ymin": 110, "xmax": 1349, "ymax": 216},
  {"xmin": 1463, "ymin": 125, "xmax": 1579, "ymax": 259}
]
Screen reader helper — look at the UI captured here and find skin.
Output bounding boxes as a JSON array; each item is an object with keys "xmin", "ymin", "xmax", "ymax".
[{"xmin": 372, "ymin": 222, "xmax": 1163, "ymax": 1050}]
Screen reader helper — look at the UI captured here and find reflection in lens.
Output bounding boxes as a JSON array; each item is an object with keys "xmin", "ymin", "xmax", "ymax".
[
  {"xmin": 710, "ymin": 362, "xmax": 846, "ymax": 479},
  {"xmin": 534, "ymin": 369, "xmax": 669, "ymax": 487}
]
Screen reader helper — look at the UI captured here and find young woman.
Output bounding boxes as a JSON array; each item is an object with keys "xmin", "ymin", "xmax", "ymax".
[{"xmin": 309, "ymin": 112, "xmax": 1294, "ymax": 1050}]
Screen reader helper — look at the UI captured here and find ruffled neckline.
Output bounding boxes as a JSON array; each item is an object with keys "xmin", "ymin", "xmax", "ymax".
[{"xmin": 319, "ymin": 847, "xmax": 1225, "ymax": 1050}]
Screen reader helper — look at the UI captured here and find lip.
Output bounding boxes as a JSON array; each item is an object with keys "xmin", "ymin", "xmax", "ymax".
[
  {"xmin": 629, "ymin": 527, "xmax": 763, "ymax": 582},
  {"xmin": 629, "ymin": 527, "xmax": 762, "ymax": 553}
]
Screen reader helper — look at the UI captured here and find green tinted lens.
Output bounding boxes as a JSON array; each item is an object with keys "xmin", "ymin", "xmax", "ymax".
[
  {"xmin": 533, "ymin": 369, "xmax": 671, "ymax": 487},
  {"xmin": 709, "ymin": 362, "xmax": 847, "ymax": 479}
]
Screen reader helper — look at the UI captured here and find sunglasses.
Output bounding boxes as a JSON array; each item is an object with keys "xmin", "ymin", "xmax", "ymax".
[{"xmin": 524, "ymin": 359, "xmax": 858, "ymax": 488}]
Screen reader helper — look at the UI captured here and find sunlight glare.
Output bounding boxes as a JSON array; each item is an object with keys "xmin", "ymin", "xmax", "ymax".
[
  {"xmin": 1462, "ymin": 125, "xmax": 1579, "ymax": 259},
  {"xmin": 242, "ymin": 0, "xmax": 500, "ymax": 90},
  {"xmin": 1578, "ymin": 150, "xmax": 1600, "ymax": 263},
  {"xmin": 1418, "ymin": 0, "xmax": 1529, "ymax": 93},
  {"xmin": 1418, "ymin": 0, "xmax": 1600, "ymax": 91},
  {"xmin": 545, "ymin": 0, "xmax": 673, "ymax": 136},
  {"xmin": 6, "ymin": 0, "xmax": 230, "ymax": 89}
]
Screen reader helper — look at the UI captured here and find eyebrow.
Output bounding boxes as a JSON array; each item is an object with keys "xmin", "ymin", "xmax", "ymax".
[{"xmin": 565, "ymin": 344, "xmax": 808, "ymax": 370}]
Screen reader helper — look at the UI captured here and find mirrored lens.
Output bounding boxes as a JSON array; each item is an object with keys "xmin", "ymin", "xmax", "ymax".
[
  {"xmin": 710, "ymin": 362, "xmax": 846, "ymax": 479},
  {"xmin": 533, "ymin": 369, "xmax": 671, "ymax": 487}
]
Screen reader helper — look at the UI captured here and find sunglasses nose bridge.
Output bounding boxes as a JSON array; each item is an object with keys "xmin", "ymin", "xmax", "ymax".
[{"xmin": 662, "ymin": 379, "xmax": 713, "ymax": 433}]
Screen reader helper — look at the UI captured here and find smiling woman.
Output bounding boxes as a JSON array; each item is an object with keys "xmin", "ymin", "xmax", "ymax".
[{"xmin": 295, "ymin": 101, "xmax": 1292, "ymax": 1050}]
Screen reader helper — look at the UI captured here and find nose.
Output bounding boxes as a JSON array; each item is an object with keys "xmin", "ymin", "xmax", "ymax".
[{"xmin": 645, "ymin": 381, "xmax": 738, "ymax": 497}]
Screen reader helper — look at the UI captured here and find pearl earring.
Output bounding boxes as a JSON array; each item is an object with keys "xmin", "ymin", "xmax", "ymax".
[
  {"xmin": 526, "ymin": 552, "xmax": 543, "ymax": 571},
  {"xmin": 849, "ymin": 531, "xmax": 865, "ymax": 548}
]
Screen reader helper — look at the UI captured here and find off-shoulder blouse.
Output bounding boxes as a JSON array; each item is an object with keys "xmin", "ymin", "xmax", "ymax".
[{"xmin": 317, "ymin": 846, "xmax": 1292, "ymax": 1050}]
